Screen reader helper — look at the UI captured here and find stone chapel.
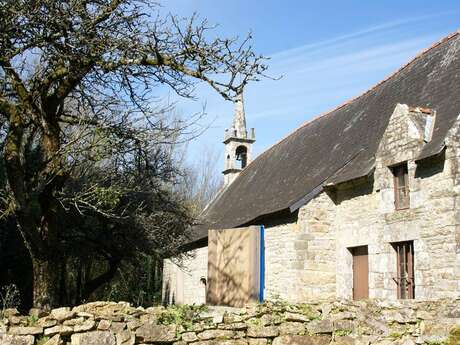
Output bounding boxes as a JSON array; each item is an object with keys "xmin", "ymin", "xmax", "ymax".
[{"xmin": 162, "ymin": 30, "xmax": 460, "ymax": 307}]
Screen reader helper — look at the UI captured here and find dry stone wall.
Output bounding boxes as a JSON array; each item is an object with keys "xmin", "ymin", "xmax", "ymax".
[{"xmin": 1, "ymin": 299, "xmax": 459, "ymax": 345}]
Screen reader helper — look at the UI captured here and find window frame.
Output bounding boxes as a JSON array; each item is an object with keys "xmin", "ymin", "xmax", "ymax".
[
  {"xmin": 392, "ymin": 163, "xmax": 410, "ymax": 210},
  {"xmin": 392, "ymin": 241, "xmax": 415, "ymax": 299}
]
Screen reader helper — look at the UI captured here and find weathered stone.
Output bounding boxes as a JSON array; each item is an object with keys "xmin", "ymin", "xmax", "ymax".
[
  {"xmin": 76, "ymin": 312, "xmax": 94, "ymax": 318},
  {"xmin": 36, "ymin": 317, "xmax": 57, "ymax": 328},
  {"xmin": 272, "ymin": 335, "xmax": 331, "ymax": 345},
  {"xmin": 359, "ymin": 318, "xmax": 389, "ymax": 336},
  {"xmin": 247, "ymin": 325, "xmax": 279, "ymax": 338},
  {"xmin": 139, "ymin": 313, "xmax": 157, "ymax": 323},
  {"xmin": 420, "ymin": 320, "xmax": 454, "ymax": 336},
  {"xmin": 0, "ymin": 334, "xmax": 34, "ymax": 345},
  {"xmin": 193, "ymin": 341, "xmax": 247, "ymax": 345},
  {"xmin": 199, "ymin": 309, "xmax": 225, "ymax": 324},
  {"xmin": 333, "ymin": 320, "xmax": 355, "ymax": 333},
  {"xmin": 197, "ymin": 329, "xmax": 234, "ymax": 340},
  {"xmin": 181, "ymin": 331, "xmax": 198, "ymax": 342},
  {"xmin": 0, "ymin": 322, "xmax": 6, "ymax": 334},
  {"xmin": 321, "ymin": 304, "xmax": 332, "ymax": 318},
  {"xmin": 110, "ymin": 321, "xmax": 126, "ymax": 333},
  {"xmin": 414, "ymin": 310, "xmax": 433, "ymax": 320},
  {"xmin": 382, "ymin": 309, "xmax": 416, "ymax": 324},
  {"xmin": 144, "ymin": 306, "xmax": 163, "ymax": 314},
  {"xmin": 72, "ymin": 302, "xmax": 134, "ymax": 321},
  {"xmin": 248, "ymin": 339, "xmax": 268, "ymax": 345},
  {"xmin": 260, "ymin": 314, "xmax": 278, "ymax": 326},
  {"xmin": 219, "ymin": 322, "xmax": 248, "ymax": 330},
  {"xmin": 279, "ymin": 322, "xmax": 305, "ymax": 335},
  {"xmin": 9, "ymin": 316, "xmax": 24, "ymax": 325},
  {"xmin": 44, "ymin": 325, "xmax": 73, "ymax": 336},
  {"xmin": 9, "ymin": 326, "xmax": 43, "ymax": 335},
  {"xmin": 3, "ymin": 309, "xmax": 19, "ymax": 318},
  {"xmin": 306, "ymin": 320, "xmax": 333, "ymax": 334},
  {"xmin": 71, "ymin": 331, "xmax": 116, "ymax": 345},
  {"xmin": 135, "ymin": 323, "xmax": 177, "ymax": 342},
  {"xmin": 98, "ymin": 319, "xmax": 111, "ymax": 330},
  {"xmin": 126, "ymin": 319, "xmax": 141, "ymax": 331},
  {"xmin": 42, "ymin": 334, "xmax": 63, "ymax": 345},
  {"xmin": 73, "ymin": 319, "xmax": 96, "ymax": 332},
  {"xmin": 116, "ymin": 330, "xmax": 135, "ymax": 345},
  {"xmin": 62, "ymin": 317, "xmax": 83, "ymax": 326},
  {"xmin": 51, "ymin": 307, "xmax": 76, "ymax": 322},
  {"xmin": 234, "ymin": 330, "xmax": 245, "ymax": 338},
  {"xmin": 284, "ymin": 312, "xmax": 310, "ymax": 323},
  {"xmin": 331, "ymin": 335, "xmax": 374, "ymax": 345},
  {"xmin": 224, "ymin": 314, "xmax": 245, "ymax": 324}
]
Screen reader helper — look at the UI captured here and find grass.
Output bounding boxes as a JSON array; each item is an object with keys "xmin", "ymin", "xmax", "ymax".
[{"xmin": 36, "ymin": 336, "xmax": 50, "ymax": 345}]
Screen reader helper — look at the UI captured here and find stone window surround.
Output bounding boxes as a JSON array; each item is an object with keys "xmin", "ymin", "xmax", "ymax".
[{"xmin": 391, "ymin": 162, "xmax": 410, "ymax": 210}]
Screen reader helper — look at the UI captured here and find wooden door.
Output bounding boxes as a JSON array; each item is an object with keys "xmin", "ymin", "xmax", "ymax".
[
  {"xmin": 352, "ymin": 246, "xmax": 369, "ymax": 300},
  {"xmin": 207, "ymin": 226, "xmax": 261, "ymax": 307}
]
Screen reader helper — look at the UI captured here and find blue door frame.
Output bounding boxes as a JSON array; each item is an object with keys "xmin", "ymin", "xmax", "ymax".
[{"xmin": 259, "ymin": 225, "xmax": 265, "ymax": 302}]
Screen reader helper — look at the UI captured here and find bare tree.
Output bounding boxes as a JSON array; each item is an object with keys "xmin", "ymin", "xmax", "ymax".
[
  {"xmin": 0, "ymin": 0, "xmax": 267, "ymax": 308},
  {"xmin": 178, "ymin": 145, "xmax": 223, "ymax": 216}
]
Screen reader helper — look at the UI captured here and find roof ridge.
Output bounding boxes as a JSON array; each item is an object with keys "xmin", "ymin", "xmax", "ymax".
[{"xmin": 248, "ymin": 28, "xmax": 460, "ymax": 165}]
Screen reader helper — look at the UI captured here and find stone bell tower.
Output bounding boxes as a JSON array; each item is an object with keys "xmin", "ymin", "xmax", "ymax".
[{"xmin": 223, "ymin": 91, "xmax": 255, "ymax": 186}]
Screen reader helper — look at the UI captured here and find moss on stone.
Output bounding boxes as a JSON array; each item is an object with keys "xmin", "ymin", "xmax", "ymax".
[
  {"xmin": 447, "ymin": 326, "xmax": 460, "ymax": 345},
  {"xmin": 334, "ymin": 329, "xmax": 352, "ymax": 337}
]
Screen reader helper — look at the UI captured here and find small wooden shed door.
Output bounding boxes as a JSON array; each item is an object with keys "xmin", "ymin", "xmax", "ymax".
[
  {"xmin": 207, "ymin": 226, "xmax": 261, "ymax": 307},
  {"xmin": 352, "ymin": 246, "xmax": 369, "ymax": 300}
]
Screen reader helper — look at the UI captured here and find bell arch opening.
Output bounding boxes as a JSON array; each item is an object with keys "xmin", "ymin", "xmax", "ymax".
[{"xmin": 235, "ymin": 146, "xmax": 248, "ymax": 169}]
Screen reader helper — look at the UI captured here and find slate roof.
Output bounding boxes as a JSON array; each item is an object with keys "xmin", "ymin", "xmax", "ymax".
[{"xmin": 193, "ymin": 30, "xmax": 460, "ymax": 243}]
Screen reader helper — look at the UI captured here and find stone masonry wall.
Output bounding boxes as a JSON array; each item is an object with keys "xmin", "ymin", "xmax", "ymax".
[
  {"xmin": 281, "ymin": 104, "xmax": 460, "ymax": 301},
  {"xmin": 264, "ymin": 222, "xmax": 303, "ymax": 302},
  {"xmin": 1, "ymin": 299, "xmax": 459, "ymax": 345},
  {"xmin": 162, "ymin": 247, "xmax": 208, "ymax": 305}
]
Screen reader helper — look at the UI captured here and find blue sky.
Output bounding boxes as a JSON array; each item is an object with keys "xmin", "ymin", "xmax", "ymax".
[{"xmin": 160, "ymin": 1, "xmax": 460, "ymax": 173}]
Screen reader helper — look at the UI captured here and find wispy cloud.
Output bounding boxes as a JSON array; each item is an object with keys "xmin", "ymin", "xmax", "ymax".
[
  {"xmin": 271, "ymin": 12, "xmax": 453, "ymax": 60},
  {"xmin": 249, "ymin": 34, "xmax": 438, "ymax": 121},
  {"xmin": 168, "ymin": 13, "xmax": 457, "ymax": 164}
]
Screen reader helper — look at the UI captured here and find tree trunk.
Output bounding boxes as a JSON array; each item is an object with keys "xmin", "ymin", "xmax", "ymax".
[
  {"xmin": 81, "ymin": 259, "xmax": 120, "ymax": 302},
  {"xmin": 32, "ymin": 257, "xmax": 61, "ymax": 309}
]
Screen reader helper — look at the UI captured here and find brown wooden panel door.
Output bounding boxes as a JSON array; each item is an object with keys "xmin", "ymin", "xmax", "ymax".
[
  {"xmin": 352, "ymin": 246, "xmax": 369, "ymax": 300},
  {"xmin": 207, "ymin": 226, "xmax": 260, "ymax": 307}
]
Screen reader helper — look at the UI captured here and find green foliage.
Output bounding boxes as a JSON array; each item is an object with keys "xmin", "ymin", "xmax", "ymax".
[
  {"xmin": 26, "ymin": 314, "xmax": 39, "ymax": 326},
  {"xmin": 247, "ymin": 317, "xmax": 262, "ymax": 326},
  {"xmin": 93, "ymin": 186, "xmax": 122, "ymax": 210},
  {"xmin": 388, "ymin": 331, "xmax": 404, "ymax": 339},
  {"xmin": 425, "ymin": 341, "xmax": 447, "ymax": 345},
  {"xmin": 100, "ymin": 255, "xmax": 163, "ymax": 307},
  {"xmin": 157, "ymin": 304, "xmax": 208, "ymax": 330},
  {"xmin": 297, "ymin": 303, "xmax": 320, "ymax": 320},
  {"xmin": 447, "ymin": 326, "xmax": 460, "ymax": 345},
  {"xmin": 0, "ymin": 284, "xmax": 20, "ymax": 318},
  {"xmin": 334, "ymin": 329, "xmax": 352, "ymax": 337},
  {"xmin": 256, "ymin": 299, "xmax": 319, "ymax": 321},
  {"xmin": 36, "ymin": 336, "xmax": 50, "ymax": 345}
]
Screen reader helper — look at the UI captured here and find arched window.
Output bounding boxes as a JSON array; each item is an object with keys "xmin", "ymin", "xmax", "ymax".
[{"xmin": 235, "ymin": 146, "xmax": 248, "ymax": 169}]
